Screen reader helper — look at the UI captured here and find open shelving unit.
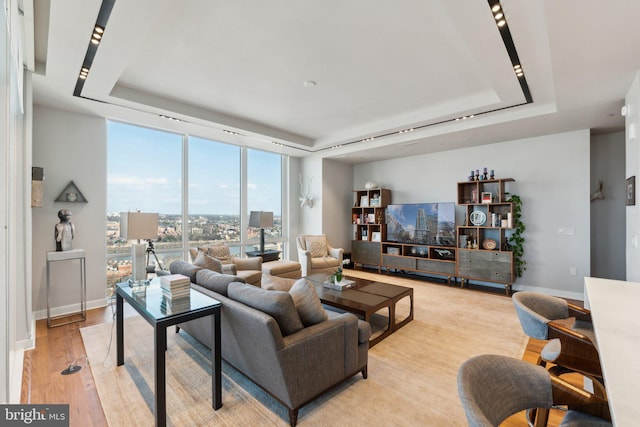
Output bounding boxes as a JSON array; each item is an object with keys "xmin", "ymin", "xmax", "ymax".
[{"xmin": 456, "ymin": 178, "xmax": 516, "ymax": 294}]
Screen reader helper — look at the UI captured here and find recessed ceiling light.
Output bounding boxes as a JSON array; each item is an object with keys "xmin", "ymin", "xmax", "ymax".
[
  {"xmin": 303, "ymin": 80, "xmax": 317, "ymax": 88},
  {"xmin": 497, "ymin": 20, "xmax": 506, "ymax": 27},
  {"xmin": 494, "ymin": 12, "xmax": 503, "ymax": 20},
  {"xmin": 492, "ymin": 4, "xmax": 501, "ymax": 13}
]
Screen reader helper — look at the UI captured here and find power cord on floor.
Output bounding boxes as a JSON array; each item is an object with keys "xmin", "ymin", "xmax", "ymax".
[
  {"xmin": 61, "ymin": 355, "xmax": 88, "ymax": 375},
  {"xmin": 60, "ymin": 299, "xmax": 118, "ymax": 375},
  {"xmin": 100, "ymin": 298, "xmax": 118, "ymax": 368}
]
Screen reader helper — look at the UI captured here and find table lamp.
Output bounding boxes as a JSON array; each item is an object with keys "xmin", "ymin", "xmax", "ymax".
[
  {"xmin": 249, "ymin": 211, "xmax": 273, "ymax": 254},
  {"xmin": 120, "ymin": 212, "xmax": 159, "ymax": 280}
]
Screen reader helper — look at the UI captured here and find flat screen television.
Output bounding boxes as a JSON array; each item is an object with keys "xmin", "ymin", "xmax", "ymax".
[{"xmin": 386, "ymin": 202, "xmax": 456, "ymax": 246}]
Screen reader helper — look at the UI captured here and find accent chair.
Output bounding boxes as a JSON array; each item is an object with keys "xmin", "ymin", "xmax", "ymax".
[
  {"xmin": 295, "ymin": 234, "xmax": 343, "ymax": 277},
  {"xmin": 458, "ymin": 354, "xmax": 611, "ymax": 427}
]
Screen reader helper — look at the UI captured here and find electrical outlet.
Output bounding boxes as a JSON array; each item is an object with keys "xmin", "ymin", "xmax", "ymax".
[
  {"xmin": 558, "ymin": 227, "xmax": 576, "ymax": 235},
  {"xmin": 569, "ymin": 267, "xmax": 577, "ymax": 276}
]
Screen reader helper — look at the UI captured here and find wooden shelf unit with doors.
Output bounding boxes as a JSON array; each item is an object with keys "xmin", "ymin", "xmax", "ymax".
[
  {"xmin": 351, "ymin": 188, "xmax": 391, "ymax": 272},
  {"xmin": 456, "ymin": 178, "xmax": 515, "ymax": 294},
  {"xmin": 380, "ymin": 242, "xmax": 456, "ymax": 284}
]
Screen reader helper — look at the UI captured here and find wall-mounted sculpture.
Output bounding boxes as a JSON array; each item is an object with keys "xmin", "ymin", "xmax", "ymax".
[{"xmin": 299, "ymin": 175, "xmax": 314, "ymax": 208}]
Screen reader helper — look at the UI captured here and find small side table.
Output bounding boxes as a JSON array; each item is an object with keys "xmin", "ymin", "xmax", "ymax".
[
  {"xmin": 246, "ymin": 249, "xmax": 280, "ymax": 262},
  {"xmin": 116, "ymin": 282, "xmax": 222, "ymax": 427},
  {"xmin": 46, "ymin": 249, "xmax": 87, "ymax": 328}
]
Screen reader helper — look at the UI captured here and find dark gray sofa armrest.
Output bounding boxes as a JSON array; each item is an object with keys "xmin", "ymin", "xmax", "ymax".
[
  {"xmin": 169, "ymin": 260, "xmax": 202, "ymax": 283},
  {"xmin": 280, "ymin": 312, "xmax": 364, "ymax": 398}
]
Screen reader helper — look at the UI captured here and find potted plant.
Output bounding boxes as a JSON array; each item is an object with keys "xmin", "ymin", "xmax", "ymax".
[
  {"xmin": 331, "ymin": 267, "xmax": 343, "ymax": 284},
  {"xmin": 507, "ymin": 195, "xmax": 526, "ymax": 278}
]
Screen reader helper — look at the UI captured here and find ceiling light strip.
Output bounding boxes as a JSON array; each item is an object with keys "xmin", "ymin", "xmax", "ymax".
[
  {"xmin": 72, "ymin": 0, "xmax": 116, "ymax": 97},
  {"xmin": 487, "ymin": 0, "xmax": 532, "ymax": 103},
  {"xmin": 324, "ymin": 1, "xmax": 534, "ymax": 152}
]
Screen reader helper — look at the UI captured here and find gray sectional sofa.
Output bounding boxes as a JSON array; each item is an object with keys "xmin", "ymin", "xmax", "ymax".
[{"xmin": 168, "ymin": 260, "xmax": 370, "ymax": 426}]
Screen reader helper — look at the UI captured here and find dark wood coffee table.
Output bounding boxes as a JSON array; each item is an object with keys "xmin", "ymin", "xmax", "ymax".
[{"xmin": 306, "ymin": 274, "xmax": 414, "ymax": 347}]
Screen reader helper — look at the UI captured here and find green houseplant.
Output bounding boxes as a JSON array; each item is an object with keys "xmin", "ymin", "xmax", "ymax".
[
  {"xmin": 331, "ymin": 267, "xmax": 343, "ymax": 284},
  {"xmin": 507, "ymin": 194, "xmax": 526, "ymax": 278}
]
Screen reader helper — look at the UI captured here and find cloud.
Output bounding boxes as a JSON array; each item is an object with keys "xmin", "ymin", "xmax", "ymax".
[
  {"xmin": 108, "ymin": 175, "xmax": 139, "ymax": 185},
  {"xmin": 145, "ymin": 177, "xmax": 168, "ymax": 185}
]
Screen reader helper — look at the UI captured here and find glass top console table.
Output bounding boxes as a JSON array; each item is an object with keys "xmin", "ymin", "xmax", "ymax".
[{"xmin": 116, "ymin": 281, "xmax": 222, "ymax": 427}]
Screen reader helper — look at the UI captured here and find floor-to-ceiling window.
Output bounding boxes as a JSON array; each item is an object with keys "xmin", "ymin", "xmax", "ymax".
[
  {"xmin": 106, "ymin": 121, "xmax": 286, "ymax": 295},
  {"xmin": 188, "ymin": 136, "xmax": 241, "ymax": 256},
  {"xmin": 247, "ymin": 148, "xmax": 283, "ymax": 254},
  {"xmin": 106, "ymin": 122, "xmax": 183, "ymax": 295}
]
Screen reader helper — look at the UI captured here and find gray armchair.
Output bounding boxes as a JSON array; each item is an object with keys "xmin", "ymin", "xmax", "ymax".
[
  {"xmin": 296, "ymin": 234, "xmax": 343, "ymax": 277},
  {"xmin": 512, "ymin": 291, "xmax": 603, "ymax": 383},
  {"xmin": 457, "ymin": 354, "xmax": 611, "ymax": 427},
  {"xmin": 189, "ymin": 245, "xmax": 262, "ymax": 286}
]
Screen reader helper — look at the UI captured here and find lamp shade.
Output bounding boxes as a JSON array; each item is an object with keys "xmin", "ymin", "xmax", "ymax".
[
  {"xmin": 120, "ymin": 212, "xmax": 159, "ymax": 240},
  {"xmin": 249, "ymin": 211, "xmax": 273, "ymax": 228}
]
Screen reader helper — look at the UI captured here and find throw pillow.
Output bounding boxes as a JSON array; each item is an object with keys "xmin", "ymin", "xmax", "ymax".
[
  {"xmin": 195, "ymin": 269, "xmax": 244, "ymax": 296},
  {"xmin": 199, "ymin": 244, "xmax": 232, "ymax": 265},
  {"xmin": 305, "ymin": 235, "xmax": 328, "ymax": 258},
  {"xmin": 261, "ymin": 274, "xmax": 296, "ymax": 291},
  {"xmin": 289, "ymin": 279, "xmax": 328, "ymax": 327},
  {"xmin": 192, "ymin": 251, "xmax": 223, "ymax": 273},
  {"xmin": 227, "ymin": 282, "xmax": 304, "ymax": 336}
]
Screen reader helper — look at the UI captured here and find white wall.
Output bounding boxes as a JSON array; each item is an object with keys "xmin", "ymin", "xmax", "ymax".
[
  {"xmin": 322, "ymin": 158, "xmax": 353, "ymax": 251},
  {"xmin": 354, "ymin": 130, "xmax": 591, "ymax": 299},
  {"xmin": 298, "ymin": 156, "xmax": 323, "ymax": 236},
  {"xmin": 32, "ymin": 106, "xmax": 108, "ymax": 317},
  {"xmin": 590, "ymin": 132, "xmax": 626, "ymax": 280},
  {"xmin": 625, "ymin": 73, "xmax": 640, "ymax": 281}
]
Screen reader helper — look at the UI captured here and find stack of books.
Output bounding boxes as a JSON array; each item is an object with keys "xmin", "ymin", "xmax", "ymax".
[{"xmin": 160, "ymin": 274, "xmax": 191, "ymax": 313}]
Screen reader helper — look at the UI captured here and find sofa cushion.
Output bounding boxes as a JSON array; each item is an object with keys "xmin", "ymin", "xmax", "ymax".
[
  {"xmin": 305, "ymin": 235, "xmax": 328, "ymax": 258},
  {"xmin": 289, "ymin": 279, "xmax": 328, "ymax": 327},
  {"xmin": 169, "ymin": 260, "xmax": 202, "ymax": 283},
  {"xmin": 195, "ymin": 269, "xmax": 244, "ymax": 296},
  {"xmin": 192, "ymin": 251, "xmax": 223, "ymax": 273},
  {"xmin": 227, "ymin": 282, "xmax": 304, "ymax": 336},
  {"xmin": 199, "ymin": 243, "xmax": 232, "ymax": 265},
  {"xmin": 261, "ymin": 274, "xmax": 296, "ymax": 291}
]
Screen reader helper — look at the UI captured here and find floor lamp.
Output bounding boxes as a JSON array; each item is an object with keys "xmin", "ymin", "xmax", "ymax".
[
  {"xmin": 249, "ymin": 211, "xmax": 273, "ymax": 254},
  {"xmin": 120, "ymin": 212, "xmax": 159, "ymax": 280}
]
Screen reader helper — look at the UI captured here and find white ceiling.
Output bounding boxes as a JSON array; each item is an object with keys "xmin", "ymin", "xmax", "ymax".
[{"xmin": 30, "ymin": 0, "xmax": 640, "ymax": 164}]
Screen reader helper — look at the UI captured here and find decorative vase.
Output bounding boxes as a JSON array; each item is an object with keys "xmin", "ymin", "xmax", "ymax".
[{"xmin": 364, "ymin": 181, "xmax": 378, "ymax": 190}]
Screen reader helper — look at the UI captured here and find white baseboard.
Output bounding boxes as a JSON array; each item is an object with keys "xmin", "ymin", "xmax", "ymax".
[
  {"xmin": 14, "ymin": 313, "xmax": 36, "ymax": 351},
  {"xmin": 33, "ymin": 298, "xmax": 109, "ymax": 321},
  {"xmin": 511, "ymin": 284, "xmax": 584, "ymax": 301},
  {"xmin": 9, "ymin": 349, "xmax": 24, "ymax": 403}
]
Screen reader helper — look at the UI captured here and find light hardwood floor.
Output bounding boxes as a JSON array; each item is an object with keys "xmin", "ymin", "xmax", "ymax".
[{"xmin": 21, "ymin": 292, "xmax": 570, "ymax": 426}]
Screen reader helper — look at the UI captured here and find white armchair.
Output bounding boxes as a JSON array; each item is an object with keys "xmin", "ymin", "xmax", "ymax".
[{"xmin": 296, "ymin": 234, "xmax": 343, "ymax": 277}]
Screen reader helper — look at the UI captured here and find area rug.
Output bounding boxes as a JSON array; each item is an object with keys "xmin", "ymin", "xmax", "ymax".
[{"xmin": 80, "ymin": 275, "xmax": 527, "ymax": 426}]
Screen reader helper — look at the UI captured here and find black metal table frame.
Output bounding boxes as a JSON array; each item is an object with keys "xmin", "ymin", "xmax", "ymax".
[{"xmin": 116, "ymin": 284, "xmax": 222, "ymax": 427}]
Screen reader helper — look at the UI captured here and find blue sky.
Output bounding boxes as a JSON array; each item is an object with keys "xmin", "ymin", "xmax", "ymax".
[{"xmin": 107, "ymin": 121, "xmax": 282, "ymax": 215}]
